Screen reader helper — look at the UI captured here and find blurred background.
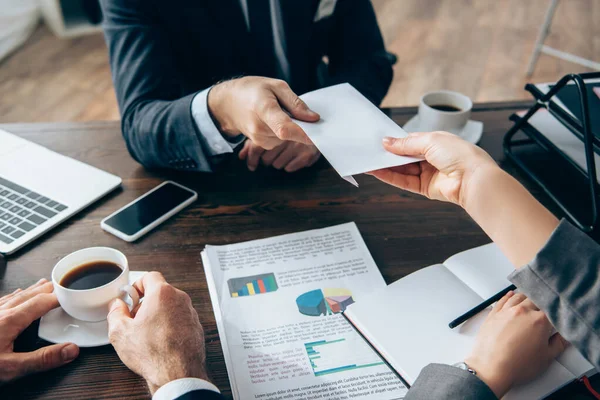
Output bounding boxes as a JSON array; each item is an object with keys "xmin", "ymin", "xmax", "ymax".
[{"xmin": 0, "ymin": 0, "xmax": 598, "ymax": 123}]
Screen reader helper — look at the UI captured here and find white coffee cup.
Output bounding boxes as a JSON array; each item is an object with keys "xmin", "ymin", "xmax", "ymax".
[
  {"xmin": 52, "ymin": 247, "xmax": 140, "ymax": 322},
  {"xmin": 418, "ymin": 90, "xmax": 473, "ymax": 135}
]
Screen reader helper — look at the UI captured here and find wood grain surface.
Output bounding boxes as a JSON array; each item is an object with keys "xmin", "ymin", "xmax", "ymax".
[{"xmin": 1, "ymin": 102, "xmax": 598, "ymax": 399}]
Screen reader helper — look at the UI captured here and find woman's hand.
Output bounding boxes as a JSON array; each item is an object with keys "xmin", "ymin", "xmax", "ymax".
[
  {"xmin": 369, "ymin": 131, "xmax": 497, "ymax": 207},
  {"xmin": 465, "ymin": 292, "xmax": 567, "ymax": 398},
  {"xmin": 370, "ymin": 130, "xmax": 559, "ymax": 267}
]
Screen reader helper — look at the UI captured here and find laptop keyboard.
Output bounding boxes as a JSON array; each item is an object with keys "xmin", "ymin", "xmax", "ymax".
[{"xmin": 0, "ymin": 177, "xmax": 68, "ymax": 245}]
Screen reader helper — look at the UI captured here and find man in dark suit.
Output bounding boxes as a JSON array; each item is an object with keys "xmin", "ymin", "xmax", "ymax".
[{"xmin": 99, "ymin": 0, "xmax": 393, "ymax": 173}]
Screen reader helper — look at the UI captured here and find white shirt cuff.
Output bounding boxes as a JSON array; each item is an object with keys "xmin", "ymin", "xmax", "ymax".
[
  {"xmin": 191, "ymin": 87, "xmax": 245, "ymax": 157},
  {"xmin": 153, "ymin": 378, "xmax": 220, "ymax": 400}
]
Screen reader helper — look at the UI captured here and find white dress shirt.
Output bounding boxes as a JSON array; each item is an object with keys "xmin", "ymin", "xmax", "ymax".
[
  {"xmin": 153, "ymin": 377, "xmax": 220, "ymax": 400},
  {"xmin": 191, "ymin": 0, "xmax": 290, "ymax": 162}
]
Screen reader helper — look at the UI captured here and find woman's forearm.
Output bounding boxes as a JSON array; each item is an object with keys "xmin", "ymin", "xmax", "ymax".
[{"xmin": 462, "ymin": 166, "xmax": 559, "ymax": 267}]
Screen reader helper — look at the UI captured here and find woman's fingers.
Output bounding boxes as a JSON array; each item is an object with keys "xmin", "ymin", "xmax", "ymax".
[
  {"xmin": 383, "ymin": 134, "xmax": 432, "ymax": 157},
  {"xmin": 386, "ymin": 163, "xmax": 422, "ymax": 176},
  {"xmin": 369, "ymin": 169, "xmax": 422, "ymax": 193},
  {"xmin": 490, "ymin": 291, "xmax": 515, "ymax": 314},
  {"xmin": 548, "ymin": 333, "xmax": 569, "ymax": 360},
  {"xmin": 521, "ymin": 298, "xmax": 540, "ymax": 311},
  {"xmin": 504, "ymin": 293, "xmax": 527, "ymax": 308}
]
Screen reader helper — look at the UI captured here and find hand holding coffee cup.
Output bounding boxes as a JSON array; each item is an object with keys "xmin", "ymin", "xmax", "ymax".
[
  {"xmin": 418, "ymin": 90, "xmax": 473, "ymax": 135},
  {"xmin": 52, "ymin": 247, "xmax": 140, "ymax": 322},
  {"xmin": 106, "ymin": 272, "xmax": 211, "ymax": 394}
]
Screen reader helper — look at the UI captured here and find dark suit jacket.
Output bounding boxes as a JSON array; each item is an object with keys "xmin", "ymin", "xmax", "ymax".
[{"xmin": 99, "ymin": 0, "xmax": 393, "ymax": 171}]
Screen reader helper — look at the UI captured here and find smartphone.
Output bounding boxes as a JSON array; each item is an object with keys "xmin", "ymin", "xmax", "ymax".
[{"xmin": 101, "ymin": 181, "xmax": 197, "ymax": 242}]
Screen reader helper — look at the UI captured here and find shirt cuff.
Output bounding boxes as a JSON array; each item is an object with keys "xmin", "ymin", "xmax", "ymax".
[
  {"xmin": 191, "ymin": 87, "xmax": 246, "ymax": 157},
  {"xmin": 153, "ymin": 378, "xmax": 220, "ymax": 400}
]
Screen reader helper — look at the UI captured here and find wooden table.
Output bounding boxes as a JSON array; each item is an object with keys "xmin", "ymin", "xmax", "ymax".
[{"xmin": 1, "ymin": 102, "xmax": 596, "ymax": 399}]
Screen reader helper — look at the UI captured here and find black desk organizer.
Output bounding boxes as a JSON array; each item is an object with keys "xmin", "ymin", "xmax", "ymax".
[{"xmin": 504, "ymin": 72, "xmax": 600, "ymax": 232}]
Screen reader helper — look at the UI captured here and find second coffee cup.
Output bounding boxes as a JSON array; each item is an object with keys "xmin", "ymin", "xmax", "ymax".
[{"xmin": 417, "ymin": 90, "xmax": 472, "ymax": 135}]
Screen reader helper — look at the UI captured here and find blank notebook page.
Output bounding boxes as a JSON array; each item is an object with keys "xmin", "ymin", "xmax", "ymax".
[
  {"xmin": 345, "ymin": 257, "xmax": 582, "ymax": 399},
  {"xmin": 345, "ymin": 264, "xmax": 486, "ymax": 384},
  {"xmin": 443, "ymin": 243, "xmax": 515, "ymax": 299}
]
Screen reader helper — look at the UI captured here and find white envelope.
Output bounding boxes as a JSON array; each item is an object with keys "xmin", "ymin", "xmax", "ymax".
[{"xmin": 294, "ymin": 83, "xmax": 421, "ymax": 186}]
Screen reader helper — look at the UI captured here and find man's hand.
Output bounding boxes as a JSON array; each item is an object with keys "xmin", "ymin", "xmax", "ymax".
[
  {"xmin": 0, "ymin": 279, "xmax": 79, "ymax": 383},
  {"xmin": 465, "ymin": 292, "xmax": 568, "ymax": 398},
  {"xmin": 208, "ymin": 77, "xmax": 320, "ymax": 150},
  {"xmin": 239, "ymin": 140, "xmax": 321, "ymax": 172},
  {"xmin": 107, "ymin": 272, "xmax": 208, "ymax": 394}
]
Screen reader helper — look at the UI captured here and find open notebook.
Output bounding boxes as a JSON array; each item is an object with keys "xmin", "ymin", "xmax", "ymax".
[{"xmin": 344, "ymin": 243, "xmax": 595, "ymax": 399}]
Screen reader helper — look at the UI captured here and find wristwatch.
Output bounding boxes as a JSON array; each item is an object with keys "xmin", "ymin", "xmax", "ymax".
[{"xmin": 453, "ymin": 361, "xmax": 477, "ymax": 376}]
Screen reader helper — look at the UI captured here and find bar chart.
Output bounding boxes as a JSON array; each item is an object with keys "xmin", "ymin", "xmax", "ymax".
[
  {"xmin": 228, "ymin": 273, "xmax": 278, "ymax": 298},
  {"xmin": 304, "ymin": 337, "xmax": 384, "ymax": 377}
]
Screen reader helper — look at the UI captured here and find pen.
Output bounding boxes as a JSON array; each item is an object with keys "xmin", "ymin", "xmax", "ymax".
[{"xmin": 448, "ymin": 284, "xmax": 517, "ymax": 329}]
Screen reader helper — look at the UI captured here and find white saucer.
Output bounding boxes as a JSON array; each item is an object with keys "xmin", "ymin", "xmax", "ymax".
[
  {"xmin": 38, "ymin": 271, "xmax": 147, "ymax": 348},
  {"xmin": 403, "ymin": 115, "xmax": 483, "ymax": 144}
]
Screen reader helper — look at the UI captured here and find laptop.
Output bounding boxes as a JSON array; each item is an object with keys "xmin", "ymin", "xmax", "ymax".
[{"xmin": 0, "ymin": 129, "xmax": 122, "ymax": 255}]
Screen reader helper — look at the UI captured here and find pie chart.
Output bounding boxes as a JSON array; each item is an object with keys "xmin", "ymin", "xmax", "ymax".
[{"xmin": 296, "ymin": 288, "xmax": 355, "ymax": 317}]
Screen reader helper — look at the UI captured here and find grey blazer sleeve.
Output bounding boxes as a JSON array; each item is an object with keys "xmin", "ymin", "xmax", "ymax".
[
  {"xmin": 99, "ymin": 0, "xmax": 218, "ymax": 172},
  {"xmin": 406, "ymin": 219, "xmax": 600, "ymax": 399},
  {"xmin": 405, "ymin": 364, "xmax": 497, "ymax": 400},
  {"xmin": 509, "ymin": 219, "xmax": 600, "ymax": 369}
]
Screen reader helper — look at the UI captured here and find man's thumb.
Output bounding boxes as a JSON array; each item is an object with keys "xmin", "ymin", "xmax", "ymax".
[
  {"xmin": 289, "ymin": 98, "xmax": 320, "ymax": 122},
  {"xmin": 270, "ymin": 83, "xmax": 320, "ymax": 122},
  {"xmin": 107, "ymin": 298, "xmax": 131, "ymax": 326},
  {"xmin": 13, "ymin": 343, "xmax": 79, "ymax": 379}
]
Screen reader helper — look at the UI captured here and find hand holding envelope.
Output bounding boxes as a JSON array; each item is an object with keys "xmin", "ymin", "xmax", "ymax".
[{"xmin": 293, "ymin": 83, "xmax": 421, "ymax": 186}]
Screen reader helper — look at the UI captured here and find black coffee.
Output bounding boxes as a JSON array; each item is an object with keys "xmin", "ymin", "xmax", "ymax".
[
  {"xmin": 430, "ymin": 104, "xmax": 462, "ymax": 112},
  {"xmin": 60, "ymin": 261, "xmax": 123, "ymax": 290}
]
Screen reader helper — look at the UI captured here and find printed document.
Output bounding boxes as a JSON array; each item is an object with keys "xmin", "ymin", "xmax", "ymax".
[{"xmin": 202, "ymin": 222, "xmax": 407, "ymax": 400}]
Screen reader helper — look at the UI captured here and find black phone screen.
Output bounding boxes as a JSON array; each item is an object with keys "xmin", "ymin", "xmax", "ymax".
[{"xmin": 104, "ymin": 183, "xmax": 195, "ymax": 236}]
